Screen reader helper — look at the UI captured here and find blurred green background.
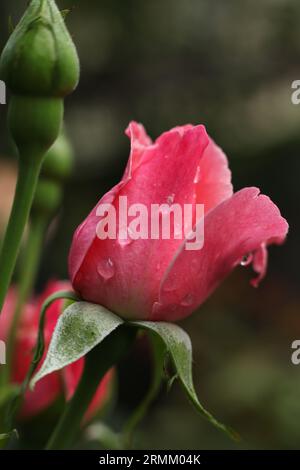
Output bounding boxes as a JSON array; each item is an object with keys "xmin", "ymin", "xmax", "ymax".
[{"xmin": 0, "ymin": 0, "xmax": 299, "ymax": 450}]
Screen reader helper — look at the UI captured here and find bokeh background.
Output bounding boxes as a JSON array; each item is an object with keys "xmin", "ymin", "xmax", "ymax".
[{"xmin": 0, "ymin": 0, "xmax": 299, "ymax": 450}]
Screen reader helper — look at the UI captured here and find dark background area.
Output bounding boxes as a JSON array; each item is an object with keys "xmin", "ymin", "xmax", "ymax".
[{"xmin": 0, "ymin": 0, "xmax": 300, "ymax": 449}]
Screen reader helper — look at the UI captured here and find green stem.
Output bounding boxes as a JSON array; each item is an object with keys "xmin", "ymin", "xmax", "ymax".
[
  {"xmin": 46, "ymin": 326, "xmax": 137, "ymax": 450},
  {"xmin": 4, "ymin": 215, "xmax": 48, "ymax": 384},
  {"xmin": 122, "ymin": 333, "xmax": 165, "ymax": 448},
  {"xmin": 0, "ymin": 156, "xmax": 43, "ymax": 314}
]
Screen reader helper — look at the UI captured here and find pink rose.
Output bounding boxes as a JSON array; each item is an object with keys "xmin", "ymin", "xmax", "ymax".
[
  {"xmin": 0, "ymin": 281, "xmax": 112, "ymax": 419},
  {"xmin": 69, "ymin": 122, "xmax": 288, "ymax": 322}
]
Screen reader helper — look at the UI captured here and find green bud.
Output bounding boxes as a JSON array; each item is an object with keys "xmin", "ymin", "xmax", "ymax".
[
  {"xmin": 0, "ymin": 0, "xmax": 80, "ymax": 97},
  {"xmin": 42, "ymin": 129, "xmax": 74, "ymax": 181},
  {"xmin": 8, "ymin": 95, "xmax": 63, "ymax": 161},
  {"xmin": 32, "ymin": 178, "xmax": 62, "ymax": 216}
]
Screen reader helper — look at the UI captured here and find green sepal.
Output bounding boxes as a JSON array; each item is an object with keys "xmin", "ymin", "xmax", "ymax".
[
  {"xmin": 30, "ymin": 299, "xmax": 237, "ymax": 440},
  {"xmin": 30, "ymin": 302, "xmax": 124, "ymax": 389},
  {"xmin": 133, "ymin": 321, "xmax": 239, "ymax": 440},
  {"xmin": 8, "ymin": 95, "xmax": 63, "ymax": 160}
]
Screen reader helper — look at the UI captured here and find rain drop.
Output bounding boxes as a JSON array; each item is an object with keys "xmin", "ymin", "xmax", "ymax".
[
  {"xmin": 118, "ymin": 227, "xmax": 134, "ymax": 247},
  {"xmin": 97, "ymin": 258, "xmax": 115, "ymax": 281},
  {"xmin": 194, "ymin": 167, "xmax": 201, "ymax": 184},
  {"xmin": 240, "ymin": 253, "xmax": 253, "ymax": 267},
  {"xmin": 118, "ymin": 236, "xmax": 133, "ymax": 247},
  {"xmin": 180, "ymin": 293, "xmax": 194, "ymax": 307}
]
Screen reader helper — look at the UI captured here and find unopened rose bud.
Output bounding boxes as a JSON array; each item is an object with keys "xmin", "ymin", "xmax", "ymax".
[
  {"xmin": 32, "ymin": 130, "xmax": 74, "ymax": 216},
  {"xmin": 0, "ymin": 0, "xmax": 79, "ymax": 97},
  {"xmin": 42, "ymin": 129, "xmax": 74, "ymax": 181},
  {"xmin": 0, "ymin": 0, "xmax": 80, "ymax": 314},
  {"xmin": 32, "ymin": 178, "xmax": 62, "ymax": 216}
]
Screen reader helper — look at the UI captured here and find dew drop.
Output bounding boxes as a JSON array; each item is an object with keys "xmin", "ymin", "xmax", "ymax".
[
  {"xmin": 240, "ymin": 253, "xmax": 253, "ymax": 267},
  {"xmin": 194, "ymin": 167, "xmax": 201, "ymax": 184},
  {"xmin": 97, "ymin": 258, "xmax": 115, "ymax": 281},
  {"xmin": 118, "ymin": 237, "xmax": 133, "ymax": 247},
  {"xmin": 118, "ymin": 227, "xmax": 134, "ymax": 247},
  {"xmin": 180, "ymin": 293, "xmax": 194, "ymax": 307}
]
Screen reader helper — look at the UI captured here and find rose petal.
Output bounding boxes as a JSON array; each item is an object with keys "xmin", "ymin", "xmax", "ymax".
[
  {"xmin": 195, "ymin": 138, "xmax": 233, "ymax": 213},
  {"xmin": 153, "ymin": 187, "xmax": 288, "ymax": 321}
]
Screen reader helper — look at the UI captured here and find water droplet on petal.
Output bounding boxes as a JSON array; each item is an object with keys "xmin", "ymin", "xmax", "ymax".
[
  {"xmin": 180, "ymin": 293, "xmax": 194, "ymax": 307},
  {"xmin": 118, "ymin": 227, "xmax": 134, "ymax": 247},
  {"xmin": 240, "ymin": 253, "xmax": 253, "ymax": 267},
  {"xmin": 97, "ymin": 258, "xmax": 115, "ymax": 281},
  {"xmin": 118, "ymin": 237, "xmax": 133, "ymax": 247},
  {"xmin": 194, "ymin": 167, "xmax": 201, "ymax": 184}
]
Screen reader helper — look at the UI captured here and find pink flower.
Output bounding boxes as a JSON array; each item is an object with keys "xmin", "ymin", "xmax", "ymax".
[
  {"xmin": 69, "ymin": 122, "xmax": 288, "ymax": 322},
  {"xmin": 0, "ymin": 281, "xmax": 113, "ymax": 419}
]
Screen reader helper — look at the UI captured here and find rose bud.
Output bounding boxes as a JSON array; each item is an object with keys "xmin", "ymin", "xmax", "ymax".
[
  {"xmin": 69, "ymin": 122, "xmax": 288, "ymax": 322},
  {"xmin": 0, "ymin": 281, "xmax": 113, "ymax": 419},
  {"xmin": 0, "ymin": 0, "xmax": 79, "ymax": 97}
]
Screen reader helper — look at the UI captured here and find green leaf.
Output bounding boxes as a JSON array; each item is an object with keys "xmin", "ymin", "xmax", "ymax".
[
  {"xmin": 133, "ymin": 321, "xmax": 238, "ymax": 440},
  {"xmin": 30, "ymin": 302, "xmax": 124, "ymax": 390}
]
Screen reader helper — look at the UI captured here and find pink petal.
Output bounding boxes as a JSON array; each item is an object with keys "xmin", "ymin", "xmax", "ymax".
[
  {"xmin": 19, "ymin": 374, "xmax": 61, "ymax": 419},
  {"xmin": 153, "ymin": 187, "xmax": 288, "ymax": 321},
  {"xmin": 251, "ymin": 242, "xmax": 268, "ymax": 288},
  {"xmin": 123, "ymin": 121, "xmax": 153, "ymax": 179},
  {"xmin": 13, "ymin": 334, "xmax": 61, "ymax": 419},
  {"xmin": 195, "ymin": 138, "xmax": 233, "ymax": 213}
]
